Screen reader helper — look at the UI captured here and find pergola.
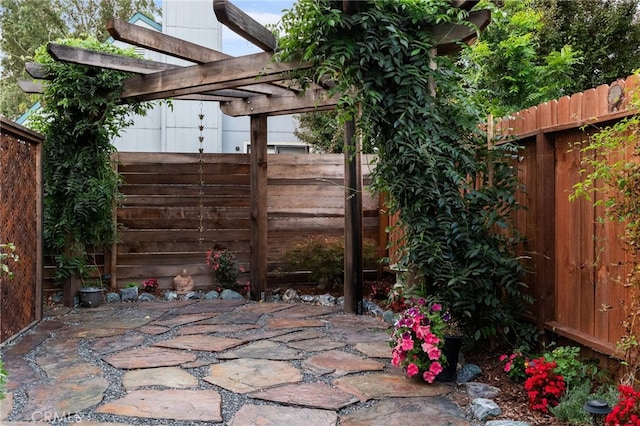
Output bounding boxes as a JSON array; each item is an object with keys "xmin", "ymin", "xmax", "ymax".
[{"xmin": 22, "ymin": 0, "xmax": 489, "ymax": 313}]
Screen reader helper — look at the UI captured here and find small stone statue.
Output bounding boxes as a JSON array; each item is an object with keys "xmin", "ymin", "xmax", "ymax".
[{"xmin": 173, "ymin": 268, "xmax": 194, "ymax": 294}]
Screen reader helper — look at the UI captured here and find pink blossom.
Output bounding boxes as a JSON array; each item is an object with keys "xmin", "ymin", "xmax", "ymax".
[
  {"xmin": 406, "ymin": 363, "xmax": 419, "ymax": 377},
  {"xmin": 401, "ymin": 336, "xmax": 414, "ymax": 351},
  {"xmin": 499, "ymin": 354, "xmax": 508, "ymax": 362},
  {"xmin": 431, "ymin": 303, "xmax": 442, "ymax": 312},
  {"xmin": 423, "ymin": 371, "xmax": 436, "ymax": 383},
  {"xmin": 423, "ymin": 333, "xmax": 440, "ymax": 345},
  {"xmin": 422, "ymin": 343, "xmax": 441, "ymax": 360},
  {"xmin": 429, "ymin": 361, "xmax": 443, "ymax": 376},
  {"xmin": 415, "ymin": 325, "xmax": 431, "ymax": 340},
  {"xmin": 504, "ymin": 362, "xmax": 512, "ymax": 372}
]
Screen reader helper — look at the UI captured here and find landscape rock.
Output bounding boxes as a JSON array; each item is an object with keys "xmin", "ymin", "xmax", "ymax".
[
  {"xmin": 300, "ymin": 295, "xmax": 316, "ymax": 303},
  {"xmin": 471, "ymin": 398, "xmax": 502, "ymax": 421},
  {"xmin": 51, "ymin": 292, "xmax": 64, "ymax": 303},
  {"xmin": 363, "ymin": 299, "xmax": 384, "ymax": 316},
  {"xmin": 486, "ymin": 421, "xmax": 530, "ymax": 426},
  {"xmin": 105, "ymin": 292, "xmax": 121, "ymax": 303},
  {"xmin": 318, "ymin": 294, "xmax": 336, "ymax": 306},
  {"xmin": 220, "ymin": 289, "xmax": 243, "ymax": 300},
  {"xmin": 137, "ymin": 293, "xmax": 156, "ymax": 302},
  {"xmin": 382, "ymin": 309, "xmax": 396, "ymax": 323},
  {"xmin": 457, "ymin": 363, "xmax": 482, "ymax": 383},
  {"xmin": 282, "ymin": 288, "xmax": 299, "ymax": 303},
  {"xmin": 163, "ymin": 291, "xmax": 178, "ymax": 301},
  {"xmin": 336, "ymin": 296, "xmax": 344, "ymax": 306},
  {"xmin": 204, "ymin": 290, "xmax": 219, "ymax": 300},
  {"xmin": 119, "ymin": 287, "xmax": 138, "ymax": 302},
  {"xmin": 465, "ymin": 382, "xmax": 501, "ymax": 399}
]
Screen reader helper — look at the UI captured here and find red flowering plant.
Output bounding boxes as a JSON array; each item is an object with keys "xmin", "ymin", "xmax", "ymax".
[
  {"xmin": 524, "ymin": 357, "xmax": 566, "ymax": 413},
  {"xmin": 205, "ymin": 248, "xmax": 243, "ymax": 289},
  {"xmin": 142, "ymin": 278, "xmax": 158, "ymax": 294},
  {"xmin": 389, "ymin": 298, "xmax": 450, "ymax": 383},
  {"xmin": 605, "ymin": 385, "xmax": 640, "ymax": 426}
]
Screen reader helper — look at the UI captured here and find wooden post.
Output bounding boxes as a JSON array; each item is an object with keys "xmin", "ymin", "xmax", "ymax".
[
  {"xmin": 250, "ymin": 114, "xmax": 268, "ymax": 301},
  {"xmin": 344, "ymin": 119, "xmax": 363, "ymax": 314},
  {"xmin": 535, "ymin": 131, "xmax": 555, "ymax": 329}
]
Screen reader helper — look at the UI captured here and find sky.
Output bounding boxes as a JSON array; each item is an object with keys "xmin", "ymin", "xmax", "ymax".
[{"xmin": 220, "ymin": 1, "xmax": 296, "ymax": 56}]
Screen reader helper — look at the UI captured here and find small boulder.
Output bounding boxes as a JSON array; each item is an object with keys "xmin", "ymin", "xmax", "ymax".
[
  {"xmin": 457, "ymin": 363, "xmax": 482, "ymax": 383},
  {"xmin": 317, "ymin": 294, "xmax": 335, "ymax": 306},
  {"xmin": 471, "ymin": 398, "xmax": 501, "ymax": 421},
  {"xmin": 282, "ymin": 288, "xmax": 299, "ymax": 303},
  {"xmin": 164, "ymin": 291, "xmax": 178, "ymax": 301},
  {"xmin": 204, "ymin": 290, "xmax": 220, "ymax": 300},
  {"xmin": 105, "ymin": 292, "xmax": 121, "ymax": 303},
  {"xmin": 138, "ymin": 293, "xmax": 157, "ymax": 302},
  {"xmin": 300, "ymin": 295, "xmax": 316, "ymax": 303},
  {"xmin": 220, "ymin": 289, "xmax": 244, "ymax": 300},
  {"xmin": 120, "ymin": 286, "xmax": 138, "ymax": 302},
  {"xmin": 465, "ymin": 382, "xmax": 500, "ymax": 399}
]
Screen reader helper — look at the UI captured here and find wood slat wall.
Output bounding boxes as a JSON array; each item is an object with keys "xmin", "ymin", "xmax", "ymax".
[
  {"xmin": 113, "ymin": 152, "xmax": 380, "ymax": 290},
  {"xmin": 494, "ymin": 74, "xmax": 640, "ymax": 355}
]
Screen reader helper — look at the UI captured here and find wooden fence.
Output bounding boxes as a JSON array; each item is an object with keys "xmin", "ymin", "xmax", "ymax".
[
  {"xmin": 0, "ymin": 117, "xmax": 43, "ymax": 344},
  {"xmin": 110, "ymin": 152, "xmax": 380, "ymax": 290},
  {"xmin": 494, "ymin": 74, "xmax": 640, "ymax": 355}
]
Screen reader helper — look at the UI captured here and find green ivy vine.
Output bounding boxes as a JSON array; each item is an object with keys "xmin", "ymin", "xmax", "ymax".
[
  {"xmin": 30, "ymin": 37, "xmax": 153, "ymax": 284},
  {"xmin": 277, "ymin": 0, "xmax": 531, "ymax": 342}
]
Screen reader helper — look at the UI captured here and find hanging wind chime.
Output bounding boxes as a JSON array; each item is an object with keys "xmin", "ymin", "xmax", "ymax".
[{"xmin": 197, "ymin": 102, "xmax": 205, "ymax": 244}]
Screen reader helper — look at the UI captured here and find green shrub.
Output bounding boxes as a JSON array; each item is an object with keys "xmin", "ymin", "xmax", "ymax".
[
  {"xmin": 550, "ymin": 381, "xmax": 618, "ymax": 425},
  {"xmin": 544, "ymin": 346, "xmax": 602, "ymax": 391},
  {"xmin": 0, "ymin": 357, "xmax": 6, "ymax": 400},
  {"xmin": 280, "ymin": 236, "xmax": 378, "ymax": 289}
]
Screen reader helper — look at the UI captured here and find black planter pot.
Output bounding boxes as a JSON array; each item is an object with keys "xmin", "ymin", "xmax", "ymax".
[
  {"xmin": 79, "ymin": 287, "xmax": 103, "ymax": 308},
  {"xmin": 436, "ymin": 335, "xmax": 463, "ymax": 382}
]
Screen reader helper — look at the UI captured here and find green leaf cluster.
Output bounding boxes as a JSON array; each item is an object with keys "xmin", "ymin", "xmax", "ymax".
[
  {"xmin": 29, "ymin": 37, "xmax": 153, "ymax": 284},
  {"xmin": 277, "ymin": 0, "xmax": 531, "ymax": 342}
]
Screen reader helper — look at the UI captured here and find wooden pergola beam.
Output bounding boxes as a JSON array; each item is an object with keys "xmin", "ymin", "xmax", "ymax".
[
  {"xmin": 26, "ymin": 62, "xmax": 50, "ymax": 79},
  {"xmin": 18, "ymin": 80, "xmax": 43, "ymax": 94},
  {"xmin": 432, "ymin": 9, "xmax": 491, "ymax": 55},
  {"xmin": 220, "ymin": 90, "xmax": 339, "ymax": 117},
  {"xmin": 213, "ymin": 0, "xmax": 277, "ymax": 52},
  {"xmin": 121, "ymin": 52, "xmax": 311, "ymax": 101},
  {"xmin": 107, "ymin": 17, "xmax": 228, "ymax": 63}
]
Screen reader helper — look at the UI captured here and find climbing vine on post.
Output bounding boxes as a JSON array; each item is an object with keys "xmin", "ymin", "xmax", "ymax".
[
  {"xmin": 30, "ymin": 38, "xmax": 154, "ymax": 284},
  {"xmin": 277, "ymin": 0, "xmax": 531, "ymax": 342}
]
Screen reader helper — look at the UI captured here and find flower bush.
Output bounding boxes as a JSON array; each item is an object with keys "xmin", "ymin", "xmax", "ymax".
[
  {"xmin": 389, "ymin": 299, "xmax": 450, "ymax": 383},
  {"xmin": 206, "ymin": 248, "xmax": 242, "ymax": 289},
  {"xmin": 606, "ymin": 385, "xmax": 640, "ymax": 426},
  {"xmin": 142, "ymin": 278, "xmax": 158, "ymax": 293},
  {"xmin": 499, "ymin": 350, "xmax": 528, "ymax": 382},
  {"xmin": 524, "ymin": 357, "xmax": 566, "ymax": 413}
]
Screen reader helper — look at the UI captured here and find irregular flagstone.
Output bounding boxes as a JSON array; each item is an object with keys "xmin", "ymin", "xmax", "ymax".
[
  {"xmin": 103, "ymin": 347, "xmax": 196, "ymax": 369},
  {"xmin": 302, "ymin": 350, "xmax": 384, "ymax": 376},
  {"xmin": 326, "ymin": 315, "xmax": 389, "ymax": 329},
  {"xmin": 181, "ymin": 359, "xmax": 218, "ymax": 368},
  {"xmin": 240, "ymin": 328, "xmax": 298, "ymax": 342},
  {"xmin": 122, "ymin": 366, "xmax": 198, "ymax": 390},
  {"xmin": 3, "ymin": 331, "xmax": 52, "ymax": 358},
  {"xmin": 339, "ymin": 396, "xmax": 470, "ymax": 426},
  {"xmin": 238, "ymin": 302, "xmax": 292, "ymax": 315},
  {"xmin": 153, "ymin": 335, "xmax": 246, "ymax": 352},
  {"xmin": 61, "ymin": 327, "xmax": 128, "ymax": 339},
  {"xmin": 334, "ymin": 374, "xmax": 452, "ymax": 402},
  {"xmin": 271, "ymin": 329, "xmax": 325, "ymax": 343},
  {"xmin": 229, "ymin": 403, "xmax": 337, "ymax": 426},
  {"xmin": 89, "ymin": 333, "xmax": 146, "ymax": 355},
  {"xmin": 0, "ymin": 392, "xmax": 13, "ymax": 421},
  {"xmin": 96, "ymin": 389, "xmax": 221, "ymax": 422},
  {"xmin": 175, "ymin": 323, "xmax": 257, "ymax": 335},
  {"xmin": 40, "ymin": 361, "xmax": 102, "ymax": 382},
  {"xmin": 152, "ymin": 313, "xmax": 218, "ymax": 327},
  {"xmin": 72, "ymin": 423, "xmax": 137, "ymax": 426},
  {"xmin": 354, "ymin": 341, "xmax": 393, "ymax": 359},
  {"xmin": 178, "ymin": 299, "xmax": 246, "ymax": 314},
  {"xmin": 196, "ymin": 310, "xmax": 262, "ymax": 325},
  {"xmin": 249, "ymin": 382, "xmax": 359, "ymax": 410},
  {"xmin": 204, "ymin": 358, "xmax": 302, "ymax": 393},
  {"xmin": 287, "ymin": 337, "xmax": 346, "ymax": 352},
  {"xmin": 217, "ymin": 340, "xmax": 302, "ymax": 360},
  {"xmin": 271, "ymin": 304, "xmax": 339, "ymax": 318},
  {"xmin": 3, "ymin": 358, "xmax": 40, "ymax": 391},
  {"xmin": 331, "ymin": 328, "xmax": 391, "ymax": 344},
  {"xmin": 20, "ymin": 376, "xmax": 109, "ymax": 421},
  {"xmin": 137, "ymin": 324, "xmax": 171, "ymax": 335},
  {"xmin": 266, "ymin": 317, "xmax": 325, "ymax": 329}
]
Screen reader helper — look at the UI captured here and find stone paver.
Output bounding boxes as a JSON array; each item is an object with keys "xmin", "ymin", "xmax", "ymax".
[
  {"xmin": 266, "ymin": 317, "xmax": 325, "ymax": 329},
  {"xmin": 204, "ymin": 358, "xmax": 302, "ymax": 393},
  {"xmin": 3, "ymin": 358, "xmax": 41, "ymax": 391},
  {"xmin": 334, "ymin": 373, "xmax": 453, "ymax": 402},
  {"xmin": 217, "ymin": 340, "xmax": 303, "ymax": 360},
  {"xmin": 271, "ymin": 304, "xmax": 339, "ymax": 318},
  {"xmin": 302, "ymin": 350, "xmax": 385, "ymax": 376},
  {"xmin": 0, "ymin": 392, "xmax": 13, "ymax": 421},
  {"xmin": 153, "ymin": 335, "xmax": 246, "ymax": 352},
  {"xmin": 97, "ymin": 389, "xmax": 222, "ymax": 422},
  {"xmin": 249, "ymin": 382, "xmax": 359, "ymax": 410},
  {"xmin": 20, "ymin": 376, "xmax": 109, "ymax": 421},
  {"xmin": 271, "ymin": 329, "xmax": 325, "ymax": 342},
  {"xmin": 287, "ymin": 336, "xmax": 346, "ymax": 352},
  {"xmin": 137, "ymin": 324, "xmax": 171, "ymax": 335},
  {"xmin": 331, "ymin": 328, "xmax": 391, "ymax": 344},
  {"xmin": 122, "ymin": 366, "xmax": 198, "ymax": 390},
  {"xmin": 229, "ymin": 403, "xmax": 337, "ymax": 426},
  {"xmin": 152, "ymin": 313, "xmax": 217, "ymax": 327},
  {"xmin": 238, "ymin": 302, "xmax": 292, "ymax": 315},
  {"xmin": 196, "ymin": 310, "xmax": 262, "ymax": 325},
  {"xmin": 103, "ymin": 346, "xmax": 196, "ymax": 369},
  {"xmin": 178, "ymin": 299, "xmax": 245, "ymax": 314},
  {"xmin": 89, "ymin": 333, "xmax": 146, "ymax": 355},
  {"xmin": 340, "ymin": 396, "xmax": 470, "ymax": 426},
  {"xmin": 175, "ymin": 323, "xmax": 258, "ymax": 335},
  {"xmin": 355, "ymin": 341, "xmax": 393, "ymax": 358},
  {"xmin": 326, "ymin": 314, "xmax": 389, "ymax": 329}
]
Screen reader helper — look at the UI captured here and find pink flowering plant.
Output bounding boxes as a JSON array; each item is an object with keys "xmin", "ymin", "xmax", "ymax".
[
  {"xmin": 205, "ymin": 248, "xmax": 243, "ymax": 289},
  {"xmin": 498, "ymin": 350, "xmax": 528, "ymax": 382},
  {"xmin": 389, "ymin": 298, "xmax": 450, "ymax": 383}
]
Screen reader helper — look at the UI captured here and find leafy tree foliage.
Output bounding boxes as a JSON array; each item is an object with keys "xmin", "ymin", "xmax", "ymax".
[
  {"xmin": 29, "ymin": 38, "xmax": 153, "ymax": 283},
  {"xmin": 0, "ymin": 0, "xmax": 159, "ymax": 120},
  {"xmin": 535, "ymin": 0, "xmax": 640, "ymax": 95},
  {"xmin": 294, "ymin": 110, "xmax": 344, "ymax": 153},
  {"xmin": 277, "ymin": 0, "xmax": 531, "ymax": 342}
]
